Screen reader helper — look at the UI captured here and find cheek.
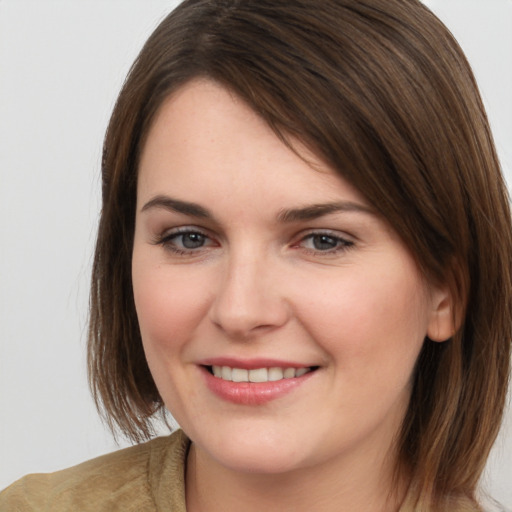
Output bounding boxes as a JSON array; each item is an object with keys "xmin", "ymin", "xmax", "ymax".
[
  {"xmin": 292, "ymin": 264, "xmax": 430, "ymax": 376},
  {"xmin": 132, "ymin": 260, "xmax": 212, "ymax": 423},
  {"xmin": 132, "ymin": 260, "xmax": 212, "ymax": 355}
]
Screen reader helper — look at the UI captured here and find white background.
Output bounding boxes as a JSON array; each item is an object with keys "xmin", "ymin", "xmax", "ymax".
[{"xmin": 0, "ymin": 0, "xmax": 511, "ymax": 506}]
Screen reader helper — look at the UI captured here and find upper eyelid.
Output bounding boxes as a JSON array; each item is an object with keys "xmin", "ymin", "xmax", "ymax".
[
  {"xmin": 154, "ymin": 229, "xmax": 218, "ymax": 256},
  {"xmin": 153, "ymin": 224, "xmax": 356, "ymax": 246},
  {"xmin": 158, "ymin": 226, "xmax": 353, "ymax": 238},
  {"xmin": 294, "ymin": 228, "xmax": 355, "ymax": 242},
  {"xmin": 152, "ymin": 226, "xmax": 215, "ymax": 247},
  {"xmin": 160, "ymin": 225, "xmax": 213, "ymax": 238},
  {"xmin": 292, "ymin": 228, "xmax": 356, "ymax": 251}
]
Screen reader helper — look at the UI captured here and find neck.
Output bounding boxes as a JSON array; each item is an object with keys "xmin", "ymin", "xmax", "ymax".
[{"xmin": 185, "ymin": 438, "xmax": 407, "ymax": 512}]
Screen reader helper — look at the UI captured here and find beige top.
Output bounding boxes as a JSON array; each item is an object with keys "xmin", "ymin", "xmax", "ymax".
[
  {"xmin": 2, "ymin": 429, "xmax": 504, "ymax": 512},
  {"xmin": 0, "ymin": 429, "xmax": 189, "ymax": 512}
]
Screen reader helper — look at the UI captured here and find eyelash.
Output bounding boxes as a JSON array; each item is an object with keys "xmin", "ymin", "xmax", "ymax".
[
  {"xmin": 153, "ymin": 228, "xmax": 216, "ymax": 256},
  {"xmin": 153, "ymin": 228, "xmax": 354, "ymax": 256},
  {"xmin": 296, "ymin": 231, "xmax": 354, "ymax": 255}
]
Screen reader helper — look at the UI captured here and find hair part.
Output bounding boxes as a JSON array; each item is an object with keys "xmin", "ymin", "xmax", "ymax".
[{"xmin": 88, "ymin": 1, "xmax": 512, "ymax": 509}]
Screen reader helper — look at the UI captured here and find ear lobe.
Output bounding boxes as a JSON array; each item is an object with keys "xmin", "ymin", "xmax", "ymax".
[{"xmin": 426, "ymin": 285, "xmax": 460, "ymax": 342}]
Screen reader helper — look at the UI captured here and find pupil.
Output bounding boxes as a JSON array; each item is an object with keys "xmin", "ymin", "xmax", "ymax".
[
  {"xmin": 182, "ymin": 233, "xmax": 205, "ymax": 249},
  {"xmin": 313, "ymin": 234, "xmax": 337, "ymax": 250}
]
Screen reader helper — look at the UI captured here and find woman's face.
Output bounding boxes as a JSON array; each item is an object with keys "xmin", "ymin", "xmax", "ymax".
[{"xmin": 132, "ymin": 79, "xmax": 452, "ymax": 476}]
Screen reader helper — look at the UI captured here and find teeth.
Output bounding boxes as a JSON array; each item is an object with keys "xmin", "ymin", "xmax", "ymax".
[
  {"xmin": 296, "ymin": 367, "xmax": 309, "ymax": 377},
  {"xmin": 211, "ymin": 365, "xmax": 311, "ymax": 382},
  {"xmin": 283, "ymin": 368, "xmax": 295, "ymax": 379},
  {"xmin": 232, "ymin": 368, "xmax": 248, "ymax": 382},
  {"xmin": 249, "ymin": 368, "xmax": 268, "ymax": 383},
  {"xmin": 268, "ymin": 367, "xmax": 284, "ymax": 381}
]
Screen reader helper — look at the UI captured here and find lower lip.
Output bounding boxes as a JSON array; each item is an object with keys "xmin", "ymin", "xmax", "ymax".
[{"xmin": 201, "ymin": 367, "xmax": 315, "ymax": 405}]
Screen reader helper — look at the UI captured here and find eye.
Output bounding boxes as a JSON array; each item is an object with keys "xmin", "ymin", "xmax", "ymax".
[
  {"xmin": 298, "ymin": 232, "xmax": 354, "ymax": 253},
  {"xmin": 174, "ymin": 231, "xmax": 207, "ymax": 249},
  {"xmin": 154, "ymin": 228, "xmax": 217, "ymax": 254}
]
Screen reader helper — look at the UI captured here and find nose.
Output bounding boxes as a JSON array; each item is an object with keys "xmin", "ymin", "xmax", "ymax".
[{"xmin": 208, "ymin": 251, "xmax": 290, "ymax": 339}]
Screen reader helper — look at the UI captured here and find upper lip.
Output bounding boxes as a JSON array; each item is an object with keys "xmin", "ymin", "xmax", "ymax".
[{"xmin": 198, "ymin": 357, "xmax": 315, "ymax": 370}]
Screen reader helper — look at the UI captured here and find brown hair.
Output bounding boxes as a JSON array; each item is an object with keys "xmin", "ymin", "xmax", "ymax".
[{"xmin": 88, "ymin": 0, "xmax": 512, "ymax": 509}]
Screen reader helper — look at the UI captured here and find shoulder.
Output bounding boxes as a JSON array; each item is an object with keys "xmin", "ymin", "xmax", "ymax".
[{"xmin": 0, "ymin": 430, "xmax": 188, "ymax": 512}]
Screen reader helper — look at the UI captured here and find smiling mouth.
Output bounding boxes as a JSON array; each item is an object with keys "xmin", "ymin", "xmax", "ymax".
[{"xmin": 205, "ymin": 365, "xmax": 317, "ymax": 383}]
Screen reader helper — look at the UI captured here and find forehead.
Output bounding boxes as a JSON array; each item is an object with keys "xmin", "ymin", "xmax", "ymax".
[{"xmin": 137, "ymin": 79, "xmax": 369, "ymax": 213}]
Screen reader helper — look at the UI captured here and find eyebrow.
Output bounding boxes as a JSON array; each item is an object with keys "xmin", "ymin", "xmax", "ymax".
[
  {"xmin": 277, "ymin": 201, "xmax": 374, "ymax": 222},
  {"xmin": 141, "ymin": 195, "xmax": 374, "ymax": 222},
  {"xmin": 141, "ymin": 195, "xmax": 212, "ymax": 218}
]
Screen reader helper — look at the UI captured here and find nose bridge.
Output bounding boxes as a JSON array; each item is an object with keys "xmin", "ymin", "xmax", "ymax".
[{"xmin": 209, "ymin": 243, "xmax": 288, "ymax": 338}]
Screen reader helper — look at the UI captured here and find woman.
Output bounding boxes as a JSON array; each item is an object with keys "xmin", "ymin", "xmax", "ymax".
[{"xmin": 1, "ymin": 0, "xmax": 511, "ymax": 511}]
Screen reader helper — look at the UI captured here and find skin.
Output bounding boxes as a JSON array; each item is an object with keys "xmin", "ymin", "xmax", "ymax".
[{"xmin": 132, "ymin": 79, "xmax": 454, "ymax": 512}]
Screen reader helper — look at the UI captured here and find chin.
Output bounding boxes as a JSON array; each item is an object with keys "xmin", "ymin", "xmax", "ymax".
[
  {"xmin": 213, "ymin": 446, "xmax": 307, "ymax": 475},
  {"xmin": 190, "ymin": 426, "xmax": 313, "ymax": 475}
]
